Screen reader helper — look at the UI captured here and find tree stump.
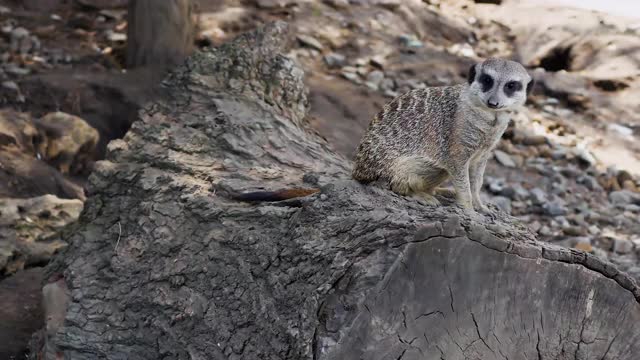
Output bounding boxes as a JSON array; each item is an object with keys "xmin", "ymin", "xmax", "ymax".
[
  {"xmin": 30, "ymin": 22, "xmax": 640, "ymax": 360},
  {"xmin": 126, "ymin": 0, "xmax": 196, "ymax": 70}
]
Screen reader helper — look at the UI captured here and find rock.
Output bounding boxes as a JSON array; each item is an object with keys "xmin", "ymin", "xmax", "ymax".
[
  {"xmin": 105, "ymin": 30, "xmax": 127, "ymax": 42},
  {"xmin": 75, "ymin": 0, "xmax": 128, "ymax": 8},
  {"xmin": 609, "ymin": 190, "xmax": 640, "ymax": 207},
  {"xmin": 341, "ymin": 71, "xmax": 359, "ymax": 82},
  {"xmin": 625, "ymin": 204, "xmax": 640, "ymax": 213},
  {"xmin": 398, "ymin": 34, "xmax": 423, "ymax": 48},
  {"xmin": 34, "ymin": 112, "xmax": 99, "ymax": 175},
  {"xmin": 617, "ymin": 169, "xmax": 634, "ymax": 186},
  {"xmin": 521, "ymin": 134, "xmax": 547, "ymax": 146},
  {"xmin": 10, "ymin": 27, "xmax": 33, "ymax": 54},
  {"xmin": 379, "ymin": 78, "xmax": 395, "ymax": 92},
  {"xmin": 573, "ymin": 144, "xmax": 597, "ymax": 167},
  {"xmin": 365, "ymin": 70, "xmax": 384, "ymax": 86},
  {"xmin": 494, "ymin": 150, "xmax": 516, "ymax": 167},
  {"xmin": 323, "ymin": 0, "xmax": 349, "ymax": 8},
  {"xmin": 489, "ymin": 196, "xmax": 512, "ymax": 214},
  {"xmin": 612, "ymin": 238, "xmax": 634, "ymax": 254},
  {"xmin": 607, "ymin": 123, "xmax": 633, "ymax": 138},
  {"xmin": 562, "ymin": 225, "xmax": 586, "ymax": 237},
  {"xmin": 622, "ymin": 180, "xmax": 638, "ymax": 192},
  {"xmin": 529, "ymin": 187, "xmax": 547, "ymax": 205},
  {"xmin": 4, "ymin": 64, "xmax": 31, "ymax": 76},
  {"xmin": 0, "ymin": 5, "xmax": 10, "ymax": 14},
  {"xmin": 297, "ymin": 34, "xmax": 324, "ymax": 51},
  {"xmin": 447, "ymin": 43, "xmax": 476, "ymax": 58},
  {"xmin": 372, "ymin": 0, "xmax": 401, "ymax": 9},
  {"xmin": 324, "ymin": 52, "xmax": 346, "ymax": 68},
  {"xmin": 571, "ymin": 236, "xmax": 593, "ymax": 252},
  {"xmin": 577, "ymin": 175, "xmax": 602, "ymax": 191},
  {"xmin": 370, "ymin": 55, "xmax": 387, "ymax": 69},
  {"xmin": 543, "ymin": 201, "xmax": 568, "ymax": 217},
  {"xmin": 0, "ymin": 195, "xmax": 83, "ymax": 274}
]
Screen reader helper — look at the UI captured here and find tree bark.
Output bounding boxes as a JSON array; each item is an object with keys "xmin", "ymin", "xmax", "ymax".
[
  {"xmin": 126, "ymin": 0, "xmax": 196, "ymax": 70},
  {"xmin": 30, "ymin": 22, "xmax": 640, "ymax": 360}
]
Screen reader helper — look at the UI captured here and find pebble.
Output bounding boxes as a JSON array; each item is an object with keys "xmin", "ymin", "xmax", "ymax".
[
  {"xmin": 562, "ymin": 225, "xmax": 586, "ymax": 236},
  {"xmin": 543, "ymin": 201, "xmax": 567, "ymax": 217},
  {"xmin": 398, "ymin": 34, "xmax": 423, "ymax": 48},
  {"xmin": 609, "ymin": 190, "xmax": 640, "ymax": 207},
  {"xmin": 607, "ymin": 123, "xmax": 633, "ymax": 138},
  {"xmin": 297, "ymin": 34, "xmax": 324, "ymax": 51},
  {"xmin": 494, "ymin": 150, "xmax": 516, "ymax": 167},
  {"xmin": 570, "ymin": 237, "xmax": 593, "ymax": 252},
  {"xmin": 489, "ymin": 196, "xmax": 512, "ymax": 214},
  {"xmin": 341, "ymin": 71, "xmax": 359, "ymax": 82},
  {"xmin": 529, "ymin": 188, "xmax": 547, "ymax": 205},
  {"xmin": 612, "ymin": 238, "xmax": 634, "ymax": 254},
  {"xmin": 324, "ymin": 0, "xmax": 350, "ymax": 8},
  {"xmin": 105, "ymin": 30, "xmax": 127, "ymax": 42},
  {"xmin": 370, "ymin": 55, "xmax": 387, "ymax": 69},
  {"xmin": 324, "ymin": 52, "xmax": 346, "ymax": 68},
  {"xmin": 522, "ymin": 134, "xmax": 547, "ymax": 146},
  {"xmin": 573, "ymin": 145, "xmax": 597, "ymax": 167},
  {"xmin": 577, "ymin": 175, "xmax": 601, "ymax": 191},
  {"xmin": 539, "ymin": 225, "xmax": 553, "ymax": 236},
  {"xmin": 4, "ymin": 64, "xmax": 31, "ymax": 76},
  {"xmin": 447, "ymin": 43, "xmax": 475, "ymax": 58},
  {"xmin": 379, "ymin": 78, "xmax": 395, "ymax": 92},
  {"xmin": 366, "ymin": 70, "xmax": 384, "ymax": 86}
]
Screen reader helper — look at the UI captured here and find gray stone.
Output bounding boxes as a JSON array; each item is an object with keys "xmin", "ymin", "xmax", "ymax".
[
  {"xmin": 609, "ymin": 190, "xmax": 640, "ymax": 207},
  {"xmin": 370, "ymin": 55, "xmax": 387, "ymax": 68},
  {"xmin": 324, "ymin": 52, "xmax": 346, "ymax": 68},
  {"xmin": 543, "ymin": 201, "xmax": 568, "ymax": 217},
  {"xmin": 341, "ymin": 71, "xmax": 359, "ymax": 82},
  {"xmin": 612, "ymin": 238, "xmax": 634, "ymax": 254},
  {"xmin": 398, "ymin": 34, "xmax": 423, "ymax": 48},
  {"xmin": 323, "ymin": 0, "xmax": 349, "ymax": 8},
  {"xmin": 577, "ymin": 175, "xmax": 601, "ymax": 191},
  {"xmin": 4, "ymin": 64, "xmax": 31, "ymax": 76},
  {"xmin": 365, "ymin": 70, "xmax": 384, "ymax": 86},
  {"xmin": 297, "ymin": 34, "xmax": 324, "ymax": 51},
  {"xmin": 105, "ymin": 30, "xmax": 127, "ymax": 42},
  {"xmin": 607, "ymin": 123, "xmax": 633, "ymax": 138},
  {"xmin": 379, "ymin": 78, "xmax": 395, "ymax": 92},
  {"xmin": 489, "ymin": 196, "xmax": 512, "ymax": 214},
  {"xmin": 529, "ymin": 188, "xmax": 547, "ymax": 205},
  {"xmin": 494, "ymin": 150, "xmax": 516, "ymax": 167}
]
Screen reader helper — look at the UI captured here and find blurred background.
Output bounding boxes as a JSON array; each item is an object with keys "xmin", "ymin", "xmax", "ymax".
[{"xmin": 0, "ymin": 0, "xmax": 639, "ymax": 358}]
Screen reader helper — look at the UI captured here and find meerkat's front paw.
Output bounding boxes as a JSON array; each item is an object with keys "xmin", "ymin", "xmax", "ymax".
[
  {"xmin": 413, "ymin": 193, "xmax": 441, "ymax": 206},
  {"xmin": 474, "ymin": 203, "xmax": 491, "ymax": 214}
]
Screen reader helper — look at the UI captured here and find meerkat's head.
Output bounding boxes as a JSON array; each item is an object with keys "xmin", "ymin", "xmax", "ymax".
[{"xmin": 467, "ymin": 58, "xmax": 534, "ymax": 112}]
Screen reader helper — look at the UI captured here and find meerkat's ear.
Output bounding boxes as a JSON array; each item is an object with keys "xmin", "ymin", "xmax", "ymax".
[
  {"xmin": 526, "ymin": 77, "xmax": 535, "ymax": 95},
  {"xmin": 467, "ymin": 64, "xmax": 477, "ymax": 85}
]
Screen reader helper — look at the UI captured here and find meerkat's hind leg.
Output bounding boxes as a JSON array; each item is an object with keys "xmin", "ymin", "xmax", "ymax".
[
  {"xmin": 389, "ymin": 156, "xmax": 447, "ymax": 206},
  {"xmin": 434, "ymin": 187, "xmax": 456, "ymax": 199}
]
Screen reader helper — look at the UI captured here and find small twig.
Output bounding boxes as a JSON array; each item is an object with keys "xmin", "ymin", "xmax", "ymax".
[{"xmin": 114, "ymin": 221, "xmax": 122, "ymax": 252}]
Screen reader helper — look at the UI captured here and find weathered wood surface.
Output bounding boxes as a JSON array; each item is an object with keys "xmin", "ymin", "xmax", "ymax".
[{"xmin": 30, "ymin": 22, "xmax": 640, "ymax": 360}]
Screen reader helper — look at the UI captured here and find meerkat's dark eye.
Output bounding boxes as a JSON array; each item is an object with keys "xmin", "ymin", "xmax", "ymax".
[
  {"xmin": 478, "ymin": 74, "xmax": 493, "ymax": 92},
  {"xmin": 504, "ymin": 81, "xmax": 523, "ymax": 96}
]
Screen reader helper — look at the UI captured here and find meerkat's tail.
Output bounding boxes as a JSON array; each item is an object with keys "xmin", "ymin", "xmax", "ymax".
[{"xmin": 231, "ymin": 188, "xmax": 320, "ymax": 202}]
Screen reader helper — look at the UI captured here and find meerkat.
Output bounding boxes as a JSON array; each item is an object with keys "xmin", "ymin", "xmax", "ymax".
[{"xmin": 352, "ymin": 58, "xmax": 534, "ymax": 213}]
